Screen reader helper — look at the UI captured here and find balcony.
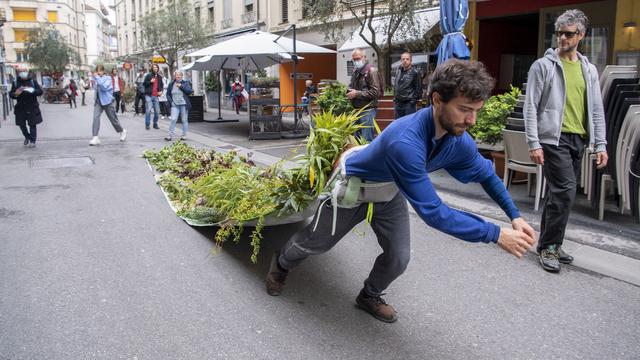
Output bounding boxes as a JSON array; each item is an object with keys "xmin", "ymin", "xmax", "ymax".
[
  {"xmin": 241, "ymin": 11, "xmax": 255, "ymax": 24},
  {"xmin": 221, "ymin": 18, "xmax": 233, "ymax": 29}
]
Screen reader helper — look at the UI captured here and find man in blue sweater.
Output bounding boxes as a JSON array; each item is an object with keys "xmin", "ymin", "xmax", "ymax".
[{"xmin": 266, "ymin": 59, "xmax": 536, "ymax": 323}]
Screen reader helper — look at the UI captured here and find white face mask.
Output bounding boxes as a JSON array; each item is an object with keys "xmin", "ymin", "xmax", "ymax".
[
  {"xmin": 353, "ymin": 60, "xmax": 365, "ymax": 69},
  {"xmin": 19, "ymin": 72, "xmax": 29, "ymax": 80}
]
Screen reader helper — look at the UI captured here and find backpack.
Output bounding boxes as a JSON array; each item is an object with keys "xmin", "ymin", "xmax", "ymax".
[{"xmin": 362, "ymin": 63, "xmax": 385, "ymax": 98}]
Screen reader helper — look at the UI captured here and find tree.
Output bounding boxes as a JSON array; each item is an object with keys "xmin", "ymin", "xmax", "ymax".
[
  {"xmin": 24, "ymin": 24, "xmax": 80, "ymax": 80},
  {"xmin": 303, "ymin": 0, "xmax": 434, "ymax": 86},
  {"xmin": 140, "ymin": 0, "xmax": 208, "ymax": 75}
]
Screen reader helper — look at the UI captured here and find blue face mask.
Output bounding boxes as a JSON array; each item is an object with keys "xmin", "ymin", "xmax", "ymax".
[{"xmin": 353, "ymin": 60, "xmax": 365, "ymax": 69}]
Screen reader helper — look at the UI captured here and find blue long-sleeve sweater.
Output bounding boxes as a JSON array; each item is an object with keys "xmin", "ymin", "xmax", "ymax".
[{"xmin": 345, "ymin": 106, "xmax": 520, "ymax": 243}]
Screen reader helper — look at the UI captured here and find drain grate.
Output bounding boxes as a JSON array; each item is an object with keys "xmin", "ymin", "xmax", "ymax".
[{"xmin": 30, "ymin": 156, "xmax": 94, "ymax": 169}]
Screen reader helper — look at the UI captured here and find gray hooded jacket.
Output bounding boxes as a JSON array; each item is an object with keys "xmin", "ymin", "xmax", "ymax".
[{"xmin": 524, "ymin": 48, "xmax": 606, "ymax": 153}]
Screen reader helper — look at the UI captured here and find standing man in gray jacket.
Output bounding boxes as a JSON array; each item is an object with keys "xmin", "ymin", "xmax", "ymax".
[{"xmin": 524, "ymin": 9, "xmax": 608, "ymax": 273}]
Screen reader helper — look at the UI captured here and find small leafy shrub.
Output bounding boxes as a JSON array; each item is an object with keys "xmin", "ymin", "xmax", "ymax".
[
  {"xmin": 469, "ymin": 86, "xmax": 521, "ymax": 145},
  {"xmin": 205, "ymin": 71, "xmax": 220, "ymax": 92},
  {"xmin": 316, "ymin": 82, "xmax": 354, "ymax": 115}
]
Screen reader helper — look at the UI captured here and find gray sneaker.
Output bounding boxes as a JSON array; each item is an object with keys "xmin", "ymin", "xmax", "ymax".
[
  {"xmin": 539, "ymin": 245, "xmax": 560, "ymax": 272},
  {"xmin": 27, "ymin": 142, "xmax": 36, "ymax": 148}
]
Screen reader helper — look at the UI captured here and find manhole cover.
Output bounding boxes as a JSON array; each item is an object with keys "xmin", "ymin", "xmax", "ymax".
[{"xmin": 31, "ymin": 157, "xmax": 94, "ymax": 169}]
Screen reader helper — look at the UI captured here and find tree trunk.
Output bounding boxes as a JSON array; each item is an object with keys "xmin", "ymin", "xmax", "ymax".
[{"xmin": 375, "ymin": 49, "xmax": 391, "ymax": 92}]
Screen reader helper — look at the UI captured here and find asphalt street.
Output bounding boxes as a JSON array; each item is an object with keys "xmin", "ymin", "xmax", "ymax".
[{"xmin": 0, "ymin": 99, "xmax": 639, "ymax": 359}]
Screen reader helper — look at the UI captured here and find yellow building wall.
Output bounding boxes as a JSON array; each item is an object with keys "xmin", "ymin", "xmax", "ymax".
[
  {"xmin": 14, "ymin": 29, "xmax": 29, "ymax": 43},
  {"xmin": 48, "ymin": 11, "xmax": 58, "ymax": 23},
  {"xmin": 614, "ymin": 0, "xmax": 640, "ymax": 53}
]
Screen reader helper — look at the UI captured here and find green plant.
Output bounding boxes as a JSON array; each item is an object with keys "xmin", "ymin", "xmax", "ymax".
[
  {"xmin": 204, "ymin": 71, "xmax": 220, "ymax": 92},
  {"xmin": 316, "ymin": 82, "xmax": 354, "ymax": 115},
  {"xmin": 469, "ymin": 86, "xmax": 521, "ymax": 145},
  {"xmin": 123, "ymin": 86, "xmax": 136, "ymax": 104}
]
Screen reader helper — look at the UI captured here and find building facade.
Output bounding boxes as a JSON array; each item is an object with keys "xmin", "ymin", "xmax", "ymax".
[
  {"xmin": 0, "ymin": 0, "xmax": 89, "ymax": 75},
  {"xmin": 84, "ymin": 0, "xmax": 112, "ymax": 66}
]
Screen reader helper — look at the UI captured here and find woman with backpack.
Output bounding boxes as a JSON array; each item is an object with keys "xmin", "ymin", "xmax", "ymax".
[{"xmin": 9, "ymin": 68, "xmax": 43, "ymax": 148}]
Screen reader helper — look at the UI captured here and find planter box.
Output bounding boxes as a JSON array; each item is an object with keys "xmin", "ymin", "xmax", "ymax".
[{"xmin": 206, "ymin": 91, "xmax": 219, "ymax": 108}]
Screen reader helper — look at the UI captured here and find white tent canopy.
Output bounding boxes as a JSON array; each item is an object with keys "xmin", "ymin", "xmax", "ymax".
[
  {"xmin": 338, "ymin": 8, "xmax": 440, "ymax": 52},
  {"xmin": 187, "ymin": 30, "xmax": 335, "ymax": 59}
]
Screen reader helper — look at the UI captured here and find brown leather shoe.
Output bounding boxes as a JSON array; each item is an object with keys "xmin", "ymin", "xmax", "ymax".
[
  {"xmin": 266, "ymin": 252, "xmax": 288, "ymax": 296},
  {"xmin": 355, "ymin": 290, "xmax": 398, "ymax": 323}
]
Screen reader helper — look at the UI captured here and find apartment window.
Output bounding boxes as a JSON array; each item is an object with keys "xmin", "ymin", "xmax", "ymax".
[
  {"xmin": 223, "ymin": 0, "xmax": 232, "ymax": 20},
  {"xmin": 208, "ymin": 6, "xmax": 214, "ymax": 26},
  {"xmin": 16, "ymin": 51, "xmax": 29, "ymax": 62},
  {"xmin": 12, "ymin": 9, "xmax": 37, "ymax": 22},
  {"xmin": 281, "ymin": 0, "xmax": 288, "ymax": 23},
  {"xmin": 13, "ymin": 29, "xmax": 29, "ymax": 43},
  {"xmin": 195, "ymin": 7, "xmax": 200, "ymax": 22},
  {"xmin": 244, "ymin": 0, "xmax": 253, "ymax": 12},
  {"xmin": 302, "ymin": 2, "xmax": 311, "ymax": 19},
  {"xmin": 47, "ymin": 11, "xmax": 58, "ymax": 23}
]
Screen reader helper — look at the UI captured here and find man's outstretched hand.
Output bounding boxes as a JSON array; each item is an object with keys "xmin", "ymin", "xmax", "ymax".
[{"xmin": 497, "ymin": 218, "xmax": 536, "ymax": 258}]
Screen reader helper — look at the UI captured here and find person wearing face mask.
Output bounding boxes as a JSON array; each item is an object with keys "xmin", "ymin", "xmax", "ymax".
[
  {"xmin": 266, "ymin": 60, "xmax": 536, "ymax": 324},
  {"xmin": 347, "ymin": 48, "xmax": 382, "ymax": 141},
  {"xmin": 164, "ymin": 70, "xmax": 193, "ymax": 141},
  {"xmin": 9, "ymin": 69, "xmax": 43, "ymax": 148},
  {"xmin": 231, "ymin": 78, "xmax": 245, "ymax": 115}
]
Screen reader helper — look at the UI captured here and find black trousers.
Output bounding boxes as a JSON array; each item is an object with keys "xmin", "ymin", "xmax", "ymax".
[
  {"xmin": 19, "ymin": 124, "xmax": 37, "ymax": 143},
  {"xmin": 114, "ymin": 91, "xmax": 121, "ymax": 113},
  {"xmin": 134, "ymin": 92, "xmax": 145, "ymax": 114},
  {"xmin": 394, "ymin": 101, "xmax": 417, "ymax": 119},
  {"xmin": 81, "ymin": 92, "xmax": 86, "ymax": 105},
  {"xmin": 538, "ymin": 133, "xmax": 585, "ymax": 252}
]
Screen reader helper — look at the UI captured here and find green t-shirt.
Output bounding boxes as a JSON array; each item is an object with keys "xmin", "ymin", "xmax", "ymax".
[{"xmin": 561, "ymin": 58, "xmax": 587, "ymax": 135}]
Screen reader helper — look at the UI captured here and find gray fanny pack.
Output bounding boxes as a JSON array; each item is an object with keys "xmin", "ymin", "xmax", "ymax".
[{"xmin": 314, "ymin": 145, "xmax": 399, "ymax": 235}]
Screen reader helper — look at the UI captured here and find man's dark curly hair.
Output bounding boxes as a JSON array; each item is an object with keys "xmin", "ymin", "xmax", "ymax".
[{"xmin": 427, "ymin": 59, "xmax": 495, "ymax": 103}]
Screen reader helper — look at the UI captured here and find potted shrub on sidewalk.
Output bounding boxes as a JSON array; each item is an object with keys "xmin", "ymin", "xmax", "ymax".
[
  {"xmin": 468, "ymin": 86, "xmax": 520, "ymax": 178},
  {"xmin": 205, "ymin": 71, "xmax": 220, "ymax": 109}
]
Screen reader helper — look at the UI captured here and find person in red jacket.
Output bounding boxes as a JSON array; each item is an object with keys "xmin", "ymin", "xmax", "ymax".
[
  {"xmin": 231, "ymin": 78, "xmax": 245, "ymax": 114},
  {"xmin": 65, "ymin": 79, "xmax": 78, "ymax": 108}
]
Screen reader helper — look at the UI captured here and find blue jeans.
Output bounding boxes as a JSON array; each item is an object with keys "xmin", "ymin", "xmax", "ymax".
[
  {"xmin": 145, "ymin": 95, "xmax": 160, "ymax": 127},
  {"xmin": 394, "ymin": 101, "xmax": 416, "ymax": 119},
  {"xmin": 168, "ymin": 104, "xmax": 189, "ymax": 137},
  {"xmin": 356, "ymin": 108, "xmax": 376, "ymax": 142}
]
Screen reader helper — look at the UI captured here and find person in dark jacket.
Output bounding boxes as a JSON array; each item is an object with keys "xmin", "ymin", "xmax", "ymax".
[
  {"xmin": 143, "ymin": 64, "xmax": 164, "ymax": 129},
  {"xmin": 9, "ymin": 68, "xmax": 43, "ymax": 148},
  {"xmin": 266, "ymin": 59, "xmax": 536, "ymax": 324},
  {"xmin": 65, "ymin": 79, "xmax": 78, "ymax": 109},
  {"xmin": 134, "ymin": 69, "xmax": 146, "ymax": 115},
  {"xmin": 164, "ymin": 70, "xmax": 193, "ymax": 141},
  {"xmin": 111, "ymin": 68, "xmax": 125, "ymax": 113},
  {"xmin": 347, "ymin": 48, "xmax": 382, "ymax": 142},
  {"xmin": 393, "ymin": 52, "xmax": 422, "ymax": 119}
]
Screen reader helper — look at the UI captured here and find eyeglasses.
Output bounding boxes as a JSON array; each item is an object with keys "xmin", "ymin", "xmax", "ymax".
[{"xmin": 555, "ymin": 31, "xmax": 580, "ymax": 39}]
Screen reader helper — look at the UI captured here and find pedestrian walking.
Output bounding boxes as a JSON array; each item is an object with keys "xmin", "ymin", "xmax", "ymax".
[
  {"xmin": 164, "ymin": 71, "xmax": 193, "ymax": 141},
  {"xmin": 266, "ymin": 59, "xmax": 536, "ymax": 323},
  {"xmin": 143, "ymin": 64, "xmax": 163, "ymax": 129},
  {"xmin": 524, "ymin": 9, "xmax": 607, "ymax": 273},
  {"xmin": 65, "ymin": 79, "xmax": 78, "ymax": 109},
  {"xmin": 79, "ymin": 76, "xmax": 88, "ymax": 106},
  {"xmin": 393, "ymin": 52, "xmax": 422, "ymax": 119},
  {"xmin": 134, "ymin": 69, "xmax": 146, "ymax": 116},
  {"xmin": 111, "ymin": 68, "xmax": 125, "ymax": 113},
  {"xmin": 90, "ymin": 65, "xmax": 127, "ymax": 146},
  {"xmin": 231, "ymin": 78, "xmax": 245, "ymax": 115},
  {"xmin": 9, "ymin": 68, "xmax": 43, "ymax": 148},
  {"xmin": 347, "ymin": 48, "xmax": 382, "ymax": 141},
  {"xmin": 158, "ymin": 73, "xmax": 170, "ymax": 119}
]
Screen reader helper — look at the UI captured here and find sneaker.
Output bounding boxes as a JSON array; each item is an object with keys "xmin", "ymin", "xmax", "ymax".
[
  {"xmin": 27, "ymin": 142, "xmax": 36, "ymax": 148},
  {"xmin": 558, "ymin": 247, "xmax": 574, "ymax": 264},
  {"xmin": 145, "ymin": 125, "xmax": 150, "ymax": 130},
  {"xmin": 355, "ymin": 290, "xmax": 398, "ymax": 323},
  {"xmin": 23, "ymin": 138, "xmax": 29, "ymax": 146},
  {"xmin": 119, "ymin": 129, "xmax": 127, "ymax": 142},
  {"xmin": 539, "ymin": 245, "xmax": 561, "ymax": 272},
  {"xmin": 161, "ymin": 116, "xmax": 165, "ymax": 120},
  {"xmin": 180, "ymin": 135, "xmax": 187, "ymax": 141},
  {"xmin": 153, "ymin": 124, "xmax": 159, "ymax": 129},
  {"xmin": 89, "ymin": 136, "xmax": 101, "ymax": 146},
  {"xmin": 164, "ymin": 136, "xmax": 172, "ymax": 141},
  {"xmin": 266, "ymin": 252, "xmax": 288, "ymax": 296}
]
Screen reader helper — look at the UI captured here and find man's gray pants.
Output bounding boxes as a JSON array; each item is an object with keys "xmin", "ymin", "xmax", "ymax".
[
  {"xmin": 93, "ymin": 100, "xmax": 123, "ymax": 136},
  {"xmin": 278, "ymin": 192, "xmax": 411, "ymax": 296}
]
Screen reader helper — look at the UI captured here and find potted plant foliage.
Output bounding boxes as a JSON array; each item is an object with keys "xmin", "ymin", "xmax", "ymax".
[{"xmin": 316, "ymin": 82, "xmax": 354, "ymax": 115}]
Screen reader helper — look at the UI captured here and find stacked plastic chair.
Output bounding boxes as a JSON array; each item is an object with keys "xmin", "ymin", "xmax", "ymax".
[{"xmin": 589, "ymin": 65, "xmax": 640, "ymax": 220}]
